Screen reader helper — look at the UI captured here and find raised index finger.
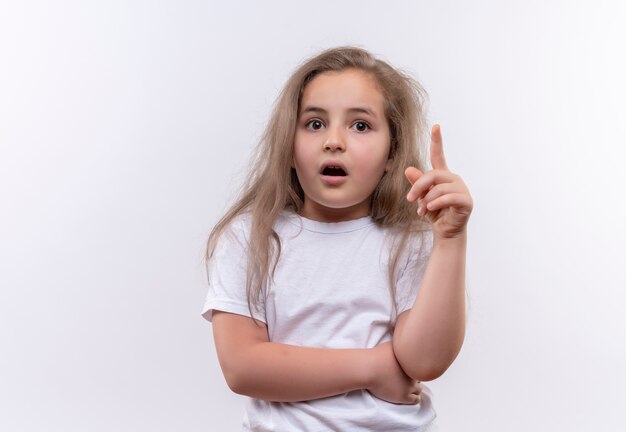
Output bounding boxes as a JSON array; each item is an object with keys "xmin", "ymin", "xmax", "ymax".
[{"xmin": 430, "ymin": 124, "xmax": 449, "ymax": 171}]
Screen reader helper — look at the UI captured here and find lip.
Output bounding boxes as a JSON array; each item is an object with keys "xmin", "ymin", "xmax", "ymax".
[
  {"xmin": 318, "ymin": 159, "xmax": 349, "ymax": 186},
  {"xmin": 319, "ymin": 159, "xmax": 349, "ymax": 175},
  {"xmin": 320, "ymin": 174, "xmax": 348, "ymax": 186}
]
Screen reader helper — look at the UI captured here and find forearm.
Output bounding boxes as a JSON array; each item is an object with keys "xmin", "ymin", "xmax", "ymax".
[
  {"xmin": 228, "ymin": 342, "xmax": 372, "ymax": 402},
  {"xmin": 393, "ymin": 232, "xmax": 467, "ymax": 381}
]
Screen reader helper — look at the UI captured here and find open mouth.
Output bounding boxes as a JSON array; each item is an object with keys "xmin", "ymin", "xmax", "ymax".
[{"xmin": 321, "ymin": 166, "xmax": 347, "ymax": 176}]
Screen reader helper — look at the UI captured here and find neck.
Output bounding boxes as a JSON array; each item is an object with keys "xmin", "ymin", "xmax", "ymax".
[{"xmin": 298, "ymin": 200, "xmax": 371, "ymax": 223}]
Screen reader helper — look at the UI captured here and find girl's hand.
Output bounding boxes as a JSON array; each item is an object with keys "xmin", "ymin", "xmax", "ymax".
[
  {"xmin": 366, "ymin": 342, "xmax": 422, "ymax": 405},
  {"xmin": 405, "ymin": 124, "xmax": 473, "ymax": 240}
]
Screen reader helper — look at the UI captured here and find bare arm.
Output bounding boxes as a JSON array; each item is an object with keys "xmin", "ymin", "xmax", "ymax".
[
  {"xmin": 211, "ymin": 310, "xmax": 421, "ymax": 404},
  {"xmin": 397, "ymin": 124, "xmax": 472, "ymax": 381},
  {"xmin": 392, "ymin": 233, "xmax": 467, "ymax": 381}
]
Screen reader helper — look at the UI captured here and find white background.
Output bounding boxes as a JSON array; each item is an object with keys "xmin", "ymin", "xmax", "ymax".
[{"xmin": 1, "ymin": 1, "xmax": 625, "ymax": 431}]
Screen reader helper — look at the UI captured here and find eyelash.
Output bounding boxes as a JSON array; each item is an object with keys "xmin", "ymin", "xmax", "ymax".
[{"xmin": 304, "ymin": 119, "xmax": 371, "ymax": 132}]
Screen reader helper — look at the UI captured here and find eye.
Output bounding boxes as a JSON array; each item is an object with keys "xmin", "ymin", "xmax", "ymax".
[
  {"xmin": 352, "ymin": 121, "xmax": 371, "ymax": 132},
  {"xmin": 305, "ymin": 119, "xmax": 324, "ymax": 130}
]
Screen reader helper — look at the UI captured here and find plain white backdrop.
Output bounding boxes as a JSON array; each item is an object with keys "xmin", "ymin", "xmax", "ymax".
[{"xmin": 1, "ymin": 1, "xmax": 625, "ymax": 431}]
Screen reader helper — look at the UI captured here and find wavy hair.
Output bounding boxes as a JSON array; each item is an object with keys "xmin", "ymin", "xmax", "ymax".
[{"xmin": 205, "ymin": 46, "xmax": 432, "ymax": 327}]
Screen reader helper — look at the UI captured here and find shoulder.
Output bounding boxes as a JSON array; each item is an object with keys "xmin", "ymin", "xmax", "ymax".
[
  {"xmin": 382, "ymin": 224, "xmax": 433, "ymax": 253},
  {"xmin": 216, "ymin": 211, "xmax": 253, "ymax": 249},
  {"xmin": 218, "ymin": 210, "xmax": 293, "ymax": 246}
]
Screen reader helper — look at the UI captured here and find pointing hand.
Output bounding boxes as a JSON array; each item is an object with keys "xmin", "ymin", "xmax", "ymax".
[{"xmin": 405, "ymin": 124, "xmax": 473, "ymax": 240}]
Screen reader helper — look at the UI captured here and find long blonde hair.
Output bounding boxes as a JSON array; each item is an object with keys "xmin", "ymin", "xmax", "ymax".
[{"xmin": 205, "ymin": 46, "xmax": 432, "ymax": 327}]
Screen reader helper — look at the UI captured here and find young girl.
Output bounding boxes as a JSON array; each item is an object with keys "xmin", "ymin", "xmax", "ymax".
[{"xmin": 201, "ymin": 46, "xmax": 473, "ymax": 431}]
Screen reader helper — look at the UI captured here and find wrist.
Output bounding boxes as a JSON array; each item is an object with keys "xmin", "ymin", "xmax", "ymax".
[
  {"xmin": 434, "ymin": 230, "xmax": 467, "ymax": 246},
  {"xmin": 361, "ymin": 347, "xmax": 379, "ymax": 390}
]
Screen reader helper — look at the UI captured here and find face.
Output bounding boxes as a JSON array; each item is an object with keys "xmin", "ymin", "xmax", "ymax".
[{"xmin": 292, "ymin": 68, "xmax": 392, "ymax": 222}]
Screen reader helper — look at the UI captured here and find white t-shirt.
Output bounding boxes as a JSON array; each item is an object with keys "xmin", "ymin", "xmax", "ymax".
[{"xmin": 202, "ymin": 210, "xmax": 436, "ymax": 431}]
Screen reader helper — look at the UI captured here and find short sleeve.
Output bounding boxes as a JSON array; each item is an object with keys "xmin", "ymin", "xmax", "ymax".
[
  {"xmin": 200, "ymin": 217, "xmax": 267, "ymax": 324},
  {"xmin": 395, "ymin": 230, "xmax": 434, "ymax": 315}
]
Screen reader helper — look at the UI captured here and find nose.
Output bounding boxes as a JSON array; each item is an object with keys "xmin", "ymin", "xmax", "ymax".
[{"xmin": 323, "ymin": 127, "xmax": 345, "ymax": 152}]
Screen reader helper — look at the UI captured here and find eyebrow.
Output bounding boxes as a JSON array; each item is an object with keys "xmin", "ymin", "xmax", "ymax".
[{"xmin": 299, "ymin": 105, "xmax": 378, "ymax": 118}]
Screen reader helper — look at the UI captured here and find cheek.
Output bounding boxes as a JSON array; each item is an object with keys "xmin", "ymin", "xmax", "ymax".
[
  {"xmin": 354, "ymin": 147, "xmax": 389, "ymax": 175},
  {"xmin": 292, "ymin": 145, "xmax": 316, "ymax": 174}
]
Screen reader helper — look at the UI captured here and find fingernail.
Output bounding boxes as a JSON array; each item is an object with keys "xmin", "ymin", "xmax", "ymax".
[{"xmin": 406, "ymin": 192, "xmax": 413, "ymax": 201}]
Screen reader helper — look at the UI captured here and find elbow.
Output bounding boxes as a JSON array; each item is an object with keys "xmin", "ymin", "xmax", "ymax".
[
  {"xmin": 397, "ymin": 357, "xmax": 449, "ymax": 382},
  {"xmin": 409, "ymin": 364, "xmax": 449, "ymax": 382},
  {"xmin": 224, "ymin": 370, "xmax": 244, "ymax": 395},
  {"xmin": 220, "ymin": 360, "xmax": 250, "ymax": 395},
  {"xmin": 224, "ymin": 369, "xmax": 255, "ymax": 396},
  {"xmin": 393, "ymin": 339, "xmax": 454, "ymax": 382}
]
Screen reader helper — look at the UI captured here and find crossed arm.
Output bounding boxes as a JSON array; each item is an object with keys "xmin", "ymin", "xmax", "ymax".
[
  {"xmin": 212, "ymin": 310, "xmax": 424, "ymax": 404},
  {"xmin": 211, "ymin": 310, "xmax": 374, "ymax": 402}
]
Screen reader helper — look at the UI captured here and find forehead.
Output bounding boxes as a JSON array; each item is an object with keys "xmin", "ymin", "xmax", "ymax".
[{"xmin": 299, "ymin": 69, "xmax": 385, "ymax": 116}]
